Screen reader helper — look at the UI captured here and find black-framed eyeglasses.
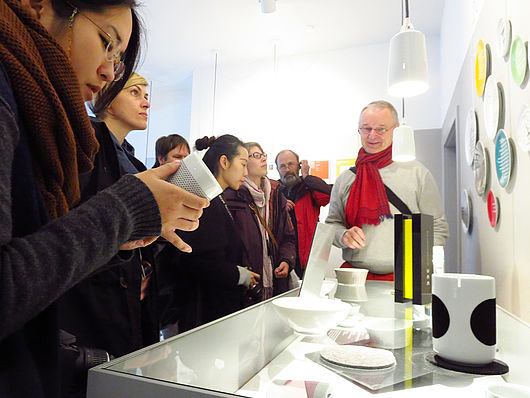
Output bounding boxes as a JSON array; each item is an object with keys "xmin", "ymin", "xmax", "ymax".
[
  {"xmin": 358, "ymin": 126, "xmax": 394, "ymax": 135},
  {"xmin": 68, "ymin": 7, "xmax": 126, "ymax": 81},
  {"xmin": 249, "ymin": 152, "xmax": 268, "ymax": 159}
]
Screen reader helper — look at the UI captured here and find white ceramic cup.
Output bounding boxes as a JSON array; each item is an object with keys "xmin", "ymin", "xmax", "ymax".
[
  {"xmin": 334, "ymin": 284, "xmax": 368, "ymax": 302},
  {"xmin": 165, "ymin": 152, "xmax": 223, "ymax": 200},
  {"xmin": 432, "ymin": 273, "xmax": 496, "ymax": 365},
  {"xmin": 334, "ymin": 268, "xmax": 368, "ymax": 285}
]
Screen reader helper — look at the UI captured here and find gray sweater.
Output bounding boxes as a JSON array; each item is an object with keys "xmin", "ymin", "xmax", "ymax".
[
  {"xmin": 0, "ymin": 105, "xmax": 161, "ymax": 340},
  {"xmin": 325, "ymin": 160, "xmax": 449, "ymax": 274}
]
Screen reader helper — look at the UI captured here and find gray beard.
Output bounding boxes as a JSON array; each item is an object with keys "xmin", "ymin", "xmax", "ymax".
[{"xmin": 281, "ymin": 174, "xmax": 301, "ymax": 188}]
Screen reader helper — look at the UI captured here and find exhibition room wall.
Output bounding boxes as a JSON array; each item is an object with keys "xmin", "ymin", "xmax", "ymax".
[
  {"xmin": 441, "ymin": 0, "xmax": 530, "ymax": 323},
  {"xmin": 188, "ymin": 37, "xmax": 442, "ymax": 184}
]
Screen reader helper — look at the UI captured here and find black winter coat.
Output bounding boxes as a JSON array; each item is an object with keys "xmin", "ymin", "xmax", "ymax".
[
  {"xmin": 172, "ymin": 196, "xmax": 246, "ymax": 333},
  {"xmin": 58, "ymin": 120, "xmax": 159, "ymax": 390},
  {"xmin": 223, "ymin": 180, "xmax": 296, "ymax": 298}
]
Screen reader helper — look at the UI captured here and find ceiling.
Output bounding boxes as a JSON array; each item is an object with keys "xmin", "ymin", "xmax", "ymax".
[{"xmin": 137, "ymin": 0, "xmax": 445, "ymax": 89}]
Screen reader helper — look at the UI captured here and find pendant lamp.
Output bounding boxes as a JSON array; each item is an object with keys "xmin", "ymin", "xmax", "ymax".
[
  {"xmin": 260, "ymin": 0, "xmax": 276, "ymax": 13},
  {"xmin": 392, "ymin": 100, "xmax": 416, "ymax": 162},
  {"xmin": 388, "ymin": 0, "xmax": 429, "ymax": 98}
]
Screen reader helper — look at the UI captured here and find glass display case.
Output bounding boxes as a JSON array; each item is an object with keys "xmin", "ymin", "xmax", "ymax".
[{"xmin": 88, "ymin": 281, "xmax": 530, "ymax": 397}]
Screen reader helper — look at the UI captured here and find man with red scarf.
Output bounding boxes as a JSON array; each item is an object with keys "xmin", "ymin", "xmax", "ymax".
[{"xmin": 326, "ymin": 101, "xmax": 449, "ymax": 280}]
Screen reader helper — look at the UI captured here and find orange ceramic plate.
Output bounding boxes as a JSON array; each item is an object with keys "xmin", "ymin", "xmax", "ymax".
[{"xmin": 475, "ymin": 40, "xmax": 488, "ymax": 97}]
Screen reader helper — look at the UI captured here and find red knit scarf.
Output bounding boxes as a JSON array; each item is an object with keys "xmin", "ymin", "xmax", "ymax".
[
  {"xmin": 344, "ymin": 145, "xmax": 393, "ymax": 228},
  {"xmin": 0, "ymin": 0, "xmax": 99, "ymax": 219}
]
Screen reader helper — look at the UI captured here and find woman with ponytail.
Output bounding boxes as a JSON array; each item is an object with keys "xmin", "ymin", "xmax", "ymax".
[{"xmin": 170, "ymin": 135, "xmax": 261, "ymax": 333}]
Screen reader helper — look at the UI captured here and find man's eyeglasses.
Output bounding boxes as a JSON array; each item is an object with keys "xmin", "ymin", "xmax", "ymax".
[
  {"xmin": 278, "ymin": 162, "xmax": 299, "ymax": 171},
  {"xmin": 69, "ymin": 7, "xmax": 126, "ymax": 81},
  {"xmin": 358, "ymin": 126, "xmax": 394, "ymax": 136},
  {"xmin": 249, "ymin": 152, "xmax": 268, "ymax": 159}
]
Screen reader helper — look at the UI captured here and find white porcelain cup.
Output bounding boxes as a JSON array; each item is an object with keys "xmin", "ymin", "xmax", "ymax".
[
  {"xmin": 165, "ymin": 152, "xmax": 223, "ymax": 200},
  {"xmin": 432, "ymin": 273, "xmax": 496, "ymax": 365},
  {"xmin": 334, "ymin": 284, "xmax": 368, "ymax": 302},
  {"xmin": 334, "ymin": 268, "xmax": 368, "ymax": 285}
]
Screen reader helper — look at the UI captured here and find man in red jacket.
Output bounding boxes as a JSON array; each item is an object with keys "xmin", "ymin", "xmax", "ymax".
[{"xmin": 275, "ymin": 150, "xmax": 332, "ymax": 277}]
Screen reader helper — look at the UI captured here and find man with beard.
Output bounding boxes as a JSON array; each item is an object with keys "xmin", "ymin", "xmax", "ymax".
[{"xmin": 275, "ymin": 150, "xmax": 332, "ymax": 277}]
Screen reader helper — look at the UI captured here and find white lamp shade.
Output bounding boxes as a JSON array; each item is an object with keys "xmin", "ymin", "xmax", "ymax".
[
  {"xmin": 260, "ymin": 0, "xmax": 276, "ymax": 13},
  {"xmin": 388, "ymin": 29, "xmax": 429, "ymax": 97},
  {"xmin": 392, "ymin": 124, "xmax": 416, "ymax": 162}
]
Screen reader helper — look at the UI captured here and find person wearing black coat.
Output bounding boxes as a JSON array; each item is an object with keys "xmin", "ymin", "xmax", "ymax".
[
  {"xmin": 168, "ymin": 135, "xmax": 259, "ymax": 333},
  {"xmin": 58, "ymin": 74, "xmax": 159, "ymax": 397}
]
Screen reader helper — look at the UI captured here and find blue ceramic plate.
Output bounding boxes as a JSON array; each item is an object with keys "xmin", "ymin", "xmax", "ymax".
[{"xmin": 494, "ymin": 129, "xmax": 512, "ymax": 188}]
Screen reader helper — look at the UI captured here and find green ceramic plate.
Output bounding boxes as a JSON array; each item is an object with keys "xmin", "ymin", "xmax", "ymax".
[{"xmin": 510, "ymin": 36, "xmax": 527, "ymax": 85}]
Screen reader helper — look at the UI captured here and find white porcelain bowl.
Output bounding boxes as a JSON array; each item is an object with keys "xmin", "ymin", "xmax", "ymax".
[
  {"xmin": 364, "ymin": 318, "xmax": 413, "ymax": 349},
  {"xmin": 486, "ymin": 383, "xmax": 530, "ymax": 398},
  {"xmin": 272, "ymin": 297, "xmax": 351, "ymax": 335}
]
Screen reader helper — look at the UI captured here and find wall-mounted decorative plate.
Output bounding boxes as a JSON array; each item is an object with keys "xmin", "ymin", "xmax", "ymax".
[
  {"xmin": 461, "ymin": 189, "xmax": 472, "ymax": 233},
  {"xmin": 487, "ymin": 190, "xmax": 499, "ymax": 228},
  {"xmin": 484, "ymin": 76, "xmax": 502, "ymax": 140},
  {"xmin": 473, "ymin": 141, "xmax": 489, "ymax": 196},
  {"xmin": 510, "ymin": 36, "xmax": 527, "ymax": 85},
  {"xmin": 496, "ymin": 18, "xmax": 512, "ymax": 58},
  {"xmin": 516, "ymin": 103, "xmax": 530, "ymax": 152},
  {"xmin": 494, "ymin": 129, "xmax": 513, "ymax": 189},
  {"xmin": 475, "ymin": 40, "xmax": 490, "ymax": 97},
  {"xmin": 465, "ymin": 109, "xmax": 478, "ymax": 166}
]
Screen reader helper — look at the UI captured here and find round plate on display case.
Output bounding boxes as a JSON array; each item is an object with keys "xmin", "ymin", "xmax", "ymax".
[
  {"xmin": 494, "ymin": 129, "xmax": 513, "ymax": 189},
  {"xmin": 496, "ymin": 18, "xmax": 512, "ymax": 58},
  {"xmin": 473, "ymin": 141, "xmax": 489, "ymax": 196},
  {"xmin": 475, "ymin": 40, "xmax": 490, "ymax": 97},
  {"xmin": 487, "ymin": 190, "xmax": 499, "ymax": 228},
  {"xmin": 461, "ymin": 189, "xmax": 472, "ymax": 233},
  {"xmin": 465, "ymin": 109, "xmax": 478, "ymax": 166},
  {"xmin": 510, "ymin": 36, "xmax": 527, "ymax": 85},
  {"xmin": 516, "ymin": 103, "xmax": 530, "ymax": 152},
  {"xmin": 483, "ymin": 75, "xmax": 502, "ymax": 140}
]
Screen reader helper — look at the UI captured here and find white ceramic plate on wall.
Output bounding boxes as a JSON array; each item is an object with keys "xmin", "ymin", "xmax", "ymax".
[
  {"xmin": 516, "ymin": 104, "xmax": 530, "ymax": 152},
  {"xmin": 465, "ymin": 109, "xmax": 478, "ymax": 166},
  {"xmin": 496, "ymin": 18, "xmax": 512, "ymax": 58},
  {"xmin": 473, "ymin": 141, "xmax": 489, "ymax": 196},
  {"xmin": 484, "ymin": 75, "xmax": 502, "ymax": 140},
  {"xmin": 494, "ymin": 129, "xmax": 513, "ymax": 189}
]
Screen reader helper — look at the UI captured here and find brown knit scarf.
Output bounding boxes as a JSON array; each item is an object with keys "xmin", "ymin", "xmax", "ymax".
[{"xmin": 0, "ymin": 0, "xmax": 99, "ymax": 219}]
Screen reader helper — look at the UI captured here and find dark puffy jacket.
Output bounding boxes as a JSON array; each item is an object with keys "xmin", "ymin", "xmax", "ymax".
[{"xmin": 223, "ymin": 179, "xmax": 296, "ymax": 297}]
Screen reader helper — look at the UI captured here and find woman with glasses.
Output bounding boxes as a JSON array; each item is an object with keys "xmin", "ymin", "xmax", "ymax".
[
  {"xmin": 223, "ymin": 142, "xmax": 296, "ymax": 305},
  {"xmin": 0, "ymin": 1, "xmax": 208, "ymax": 396},
  {"xmin": 58, "ymin": 72, "xmax": 162, "ymax": 397}
]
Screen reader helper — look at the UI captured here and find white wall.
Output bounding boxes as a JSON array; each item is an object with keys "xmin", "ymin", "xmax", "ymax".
[
  {"xmin": 189, "ymin": 37, "xmax": 441, "ymax": 183},
  {"xmin": 439, "ymin": 0, "xmax": 484, "ymax": 120},
  {"xmin": 441, "ymin": 0, "xmax": 530, "ymax": 322}
]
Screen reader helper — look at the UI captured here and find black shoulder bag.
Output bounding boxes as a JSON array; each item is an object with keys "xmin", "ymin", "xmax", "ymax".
[{"xmin": 349, "ymin": 166, "xmax": 411, "ymax": 215}]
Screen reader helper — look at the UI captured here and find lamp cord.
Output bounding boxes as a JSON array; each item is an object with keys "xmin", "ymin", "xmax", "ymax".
[
  {"xmin": 212, "ymin": 52, "xmax": 218, "ymax": 135},
  {"xmin": 401, "ymin": 0, "xmax": 410, "ymax": 23},
  {"xmin": 402, "ymin": 97, "xmax": 405, "ymax": 121}
]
